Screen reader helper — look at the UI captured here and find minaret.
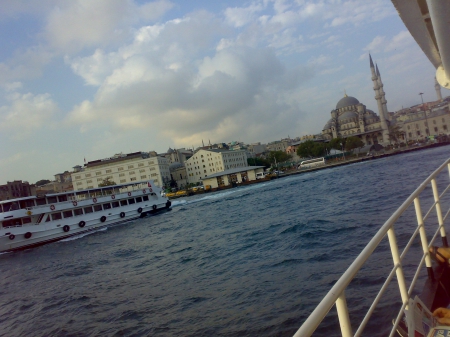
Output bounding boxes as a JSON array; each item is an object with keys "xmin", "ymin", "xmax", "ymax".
[
  {"xmin": 435, "ymin": 77, "xmax": 443, "ymax": 101},
  {"xmin": 376, "ymin": 64, "xmax": 391, "ymax": 121},
  {"xmin": 370, "ymin": 55, "xmax": 389, "ymax": 144}
]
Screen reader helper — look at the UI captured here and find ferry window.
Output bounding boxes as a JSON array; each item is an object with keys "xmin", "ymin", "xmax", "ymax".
[
  {"xmin": 74, "ymin": 209, "xmax": 83, "ymax": 216},
  {"xmin": 93, "ymin": 205, "xmax": 102, "ymax": 212},
  {"xmin": 58, "ymin": 195, "xmax": 68, "ymax": 202},
  {"xmin": 128, "ymin": 198, "xmax": 136, "ymax": 204},
  {"xmin": 47, "ymin": 196, "xmax": 57, "ymax": 204},
  {"xmin": 2, "ymin": 203, "xmax": 12, "ymax": 212},
  {"xmin": 84, "ymin": 206, "xmax": 93, "ymax": 214},
  {"xmin": 2, "ymin": 220, "xmax": 12, "ymax": 227},
  {"xmin": 25, "ymin": 200, "xmax": 35, "ymax": 208},
  {"xmin": 51, "ymin": 213, "xmax": 62, "ymax": 221},
  {"xmin": 112, "ymin": 201, "xmax": 120, "ymax": 208},
  {"xmin": 135, "ymin": 197, "xmax": 142, "ymax": 203},
  {"xmin": 103, "ymin": 203, "xmax": 111, "ymax": 210},
  {"xmin": 63, "ymin": 210, "xmax": 73, "ymax": 218},
  {"xmin": 120, "ymin": 200, "xmax": 128, "ymax": 206},
  {"xmin": 22, "ymin": 217, "xmax": 32, "ymax": 224},
  {"xmin": 45, "ymin": 215, "xmax": 51, "ymax": 222},
  {"xmin": 143, "ymin": 196, "xmax": 149, "ymax": 201}
]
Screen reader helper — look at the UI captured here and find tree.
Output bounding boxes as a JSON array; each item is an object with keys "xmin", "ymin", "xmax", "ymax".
[
  {"xmin": 345, "ymin": 136, "xmax": 364, "ymax": 151},
  {"xmin": 296, "ymin": 140, "xmax": 316, "ymax": 158},
  {"xmin": 98, "ymin": 177, "xmax": 116, "ymax": 187},
  {"xmin": 328, "ymin": 137, "xmax": 345, "ymax": 151},
  {"xmin": 267, "ymin": 151, "xmax": 292, "ymax": 165},
  {"xmin": 35, "ymin": 179, "xmax": 51, "ymax": 186},
  {"xmin": 388, "ymin": 124, "xmax": 404, "ymax": 144}
]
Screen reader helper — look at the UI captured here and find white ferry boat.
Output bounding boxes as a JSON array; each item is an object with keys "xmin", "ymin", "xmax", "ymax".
[{"xmin": 0, "ymin": 180, "xmax": 171, "ymax": 253}]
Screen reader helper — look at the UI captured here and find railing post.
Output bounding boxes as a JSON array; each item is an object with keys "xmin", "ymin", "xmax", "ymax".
[
  {"xmin": 336, "ymin": 291, "xmax": 353, "ymax": 337},
  {"xmin": 414, "ymin": 197, "xmax": 434, "ymax": 280},
  {"xmin": 387, "ymin": 227, "xmax": 410, "ymax": 307},
  {"xmin": 431, "ymin": 178, "xmax": 448, "ymax": 247}
]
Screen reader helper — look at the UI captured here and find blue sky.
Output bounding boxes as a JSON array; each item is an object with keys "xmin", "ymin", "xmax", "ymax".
[{"xmin": 0, "ymin": 0, "xmax": 447, "ymax": 183}]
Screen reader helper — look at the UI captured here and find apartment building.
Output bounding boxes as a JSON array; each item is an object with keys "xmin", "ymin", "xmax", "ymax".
[
  {"xmin": 185, "ymin": 149, "xmax": 247, "ymax": 185},
  {"xmin": 71, "ymin": 152, "xmax": 170, "ymax": 190}
]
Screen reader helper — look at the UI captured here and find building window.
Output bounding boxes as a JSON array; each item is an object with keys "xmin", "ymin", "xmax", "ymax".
[
  {"xmin": 433, "ymin": 120, "xmax": 436, "ymax": 124},
  {"xmin": 138, "ymin": 163, "xmax": 144, "ymax": 167},
  {"xmin": 76, "ymin": 182, "xmax": 83, "ymax": 186},
  {"xmin": 87, "ymin": 179, "xmax": 92, "ymax": 183},
  {"xmin": 407, "ymin": 125, "xmax": 410, "ymax": 130},
  {"xmin": 106, "ymin": 169, "xmax": 112, "ymax": 173},
  {"xmin": 96, "ymin": 172, "xmax": 101, "ymax": 175},
  {"xmin": 416, "ymin": 124, "xmax": 419, "ymax": 129},
  {"xmin": 85, "ymin": 174, "xmax": 91, "ymax": 177},
  {"xmin": 417, "ymin": 131, "xmax": 421, "ymax": 136},
  {"xmin": 97, "ymin": 178, "xmax": 103, "ymax": 181},
  {"xmin": 130, "ymin": 177, "xmax": 137, "ymax": 181},
  {"xmin": 120, "ymin": 179, "xmax": 126, "ymax": 183},
  {"xmin": 139, "ymin": 169, "xmax": 145, "ymax": 173},
  {"xmin": 408, "ymin": 132, "xmax": 412, "ymax": 138},
  {"xmin": 444, "ymin": 125, "xmax": 448, "ymax": 130},
  {"xmin": 118, "ymin": 167, "xmax": 124, "ymax": 171},
  {"xmin": 141, "ymin": 175, "xmax": 147, "ymax": 179},
  {"xmin": 129, "ymin": 171, "xmax": 135, "ymax": 175},
  {"xmin": 119, "ymin": 173, "xmax": 125, "ymax": 177},
  {"xmin": 128, "ymin": 165, "xmax": 134, "ymax": 169},
  {"xmin": 75, "ymin": 175, "xmax": 81, "ymax": 179},
  {"xmin": 435, "ymin": 127, "xmax": 438, "ymax": 132}
]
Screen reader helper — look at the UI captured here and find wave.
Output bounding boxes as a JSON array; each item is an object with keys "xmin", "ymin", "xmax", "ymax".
[{"xmin": 60, "ymin": 227, "xmax": 108, "ymax": 242}]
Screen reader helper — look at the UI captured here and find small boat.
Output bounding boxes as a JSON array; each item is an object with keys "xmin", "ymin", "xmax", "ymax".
[{"xmin": 0, "ymin": 180, "xmax": 170, "ymax": 253}]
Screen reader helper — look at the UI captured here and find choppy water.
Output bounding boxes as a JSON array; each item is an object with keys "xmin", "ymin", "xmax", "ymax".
[{"xmin": 1, "ymin": 146, "xmax": 450, "ymax": 337}]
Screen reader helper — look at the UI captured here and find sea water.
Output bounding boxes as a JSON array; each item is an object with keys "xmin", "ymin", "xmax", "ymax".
[{"xmin": 1, "ymin": 145, "xmax": 450, "ymax": 337}]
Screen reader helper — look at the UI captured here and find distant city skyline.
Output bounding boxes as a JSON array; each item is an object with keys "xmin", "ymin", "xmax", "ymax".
[{"xmin": 1, "ymin": 0, "xmax": 449, "ymax": 183}]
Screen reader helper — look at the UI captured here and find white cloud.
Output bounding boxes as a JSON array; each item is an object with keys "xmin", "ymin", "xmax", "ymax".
[
  {"xmin": 0, "ymin": 92, "xmax": 58, "ymax": 139},
  {"xmin": 44, "ymin": 0, "xmax": 174, "ymax": 53},
  {"xmin": 224, "ymin": 3, "xmax": 265, "ymax": 28}
]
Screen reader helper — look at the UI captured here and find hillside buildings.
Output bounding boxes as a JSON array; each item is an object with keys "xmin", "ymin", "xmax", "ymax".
[
  {"xmin": 71, "ymin": 152, "xmax": 170, "ymax": 190},
  {"xmin": 186, "ymin": 149, "xmax": 248, "ymax": 185},
  {"xmin": 0, "ymin": 180, "xmax": 33, "ymax": 201}
]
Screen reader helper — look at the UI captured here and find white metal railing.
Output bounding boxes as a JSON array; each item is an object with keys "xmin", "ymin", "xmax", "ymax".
[{"xmin": 293, "ymin": 158, "xmax": 450, "ymax": 337}]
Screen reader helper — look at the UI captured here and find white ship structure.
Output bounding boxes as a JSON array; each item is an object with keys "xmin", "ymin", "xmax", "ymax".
[{"xmin": 0, "ymin": 180, "xmax": 171, "ymax": 253}]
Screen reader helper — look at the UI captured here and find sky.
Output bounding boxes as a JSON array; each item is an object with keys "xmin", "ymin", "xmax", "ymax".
[{"xmin": 1, "ymin": 0, "xmax": 448, "ymax": 184}]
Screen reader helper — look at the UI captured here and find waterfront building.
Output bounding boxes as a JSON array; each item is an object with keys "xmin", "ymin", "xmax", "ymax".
[
  {"xmin": 266, "ymin": 139, "xmax": 292, "ymax": 152},
  {"xmin": 0, "ymin": 180, "xmax": 33, "ymax": 201},
  {"xmin": 71, "ymin": 152, "xmax": 170, "ymax": 190},
  {"xmin": 164, "ymin": 148, "xmax": 193, "ymax": 165},
  {"xmin": 169, "ymin": 162, "xmax": 188, "ymax": 189},
  {"xmin": 322, "ymin": 56, "xmax": 391, "ymax": 146},
  {"xmin": 201, "ymin": 166, "xmax": 266, "ymax": 189},
  {"xmin": 185, "ymin": 149, "xmax": 248, "ymax": 185}
]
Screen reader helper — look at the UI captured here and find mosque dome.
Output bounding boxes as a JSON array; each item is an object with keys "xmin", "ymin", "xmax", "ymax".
[
  {"xmin": 323, "ymin": 119, "xmax": 333, "ymax": 130},
  {"xmin": 338, "ymin": 111, "xmax": 358, "ymax": 121},
  {"xmin": 336, "ymin": 95, "xmax": 360, "ymax": 109},
  {"xmin": 167, "ymin": 147, "xmax": 174, "ymax": 154}
]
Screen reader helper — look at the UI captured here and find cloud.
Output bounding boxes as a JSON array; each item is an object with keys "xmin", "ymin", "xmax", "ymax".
[
  {"xmin": 0, "ymin": 92, "xmax": 58, "ymax": 139},
  {"xmin": 44, "ymin": 0, "xmax": 174, "ymax": 53}
]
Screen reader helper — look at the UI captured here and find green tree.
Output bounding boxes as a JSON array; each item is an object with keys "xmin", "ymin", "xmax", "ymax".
[
  {"xmin": 345, "ymin": 136, "xmax": 364, "ymax": 151},
  {"xmin": 296, "ymin": 140, "xmax": 316, "ymax": 158},
  {"xmin": 98, "ymin": 177, "xmax": 117, "ymax": 187},
  {"xmin": 388, "ymin": 124, "xmax": 404, "ymax": 144},
  {"xmin": 267, "ymin": 151, "xmax": 292, "ymax": 164},
  {"xmin": 328, "ymin": 137, "xmax": 345, "ymax": 151},
  {"xmin": 35, "ymin": 179, "xmax": 51, "ymax": 186}
]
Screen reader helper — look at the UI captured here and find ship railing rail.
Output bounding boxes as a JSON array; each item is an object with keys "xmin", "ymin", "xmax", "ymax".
[{"xmin": 293, "ymin": 158, "xmax": 450, "ymax": 337}]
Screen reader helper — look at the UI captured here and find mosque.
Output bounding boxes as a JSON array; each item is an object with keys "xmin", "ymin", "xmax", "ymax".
[
  {"xmin": 321, "ymin": 55, "xmax": 450, "ymax": 147},
  {"xmin": 321, "ymin": 55, "xmax": 391, "ymax": 146}
]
